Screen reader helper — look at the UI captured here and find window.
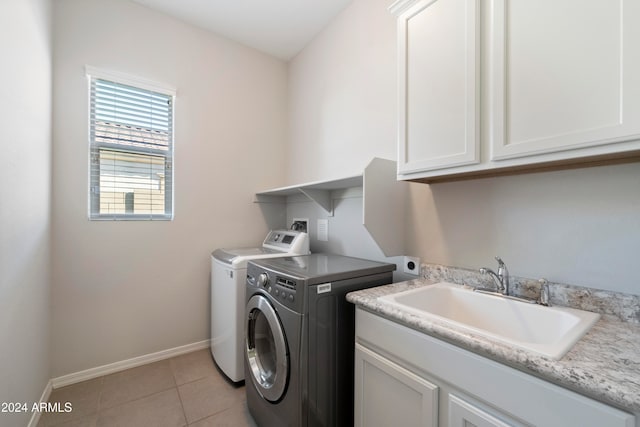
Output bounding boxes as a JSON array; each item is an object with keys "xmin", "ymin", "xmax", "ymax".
[{"xmin": 87, "ymin": 67, "xmax": 175, "ymax": 220}]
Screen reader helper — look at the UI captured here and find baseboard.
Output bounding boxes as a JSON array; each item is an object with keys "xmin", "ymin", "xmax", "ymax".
[
  {"xmin": 27, "ymin": 379, "xmax": 52, "ymax": 427},
  {"xmin": 51, "ymin": 339, "xmax": 211, "ymax": 389}
]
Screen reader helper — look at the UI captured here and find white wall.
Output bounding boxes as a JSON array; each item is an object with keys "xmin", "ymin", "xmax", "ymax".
[
  {"xmin": 0, "ymin": 0, "xmax": 52, "ymax": 425},
  {"xmin": 51, "ymin": 0, "xmax": 288, "ymax": 377},
  {"xmin": 287, "ymin": 0, "xmax": 640, "ymax": 295},
  {"xmin": 287, "ymin": 0, "xmax": 397, "ymax": 181}
]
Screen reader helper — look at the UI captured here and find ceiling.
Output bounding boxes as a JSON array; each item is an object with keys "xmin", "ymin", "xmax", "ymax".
[{"xmin": 131, "ymin": 0, "xmax": 354, "ymax": 60}]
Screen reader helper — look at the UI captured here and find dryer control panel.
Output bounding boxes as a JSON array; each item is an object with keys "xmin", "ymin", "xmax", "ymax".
[{"xmin": 246, "ymin": 267, "xmax": 300, "ymax": 312}]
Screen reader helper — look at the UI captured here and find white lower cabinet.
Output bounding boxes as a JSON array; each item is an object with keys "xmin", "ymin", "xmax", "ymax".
[
  {"xmin": 354, "ymin": 308, "xmax": 636, "ymax": 427},
  {"xmin": 448, "ymin": 394, "xmax": 525, "ymax": 427},
  {"xmin": 355, "ymin": 344, "xmax": 438, "ymax": 427}
]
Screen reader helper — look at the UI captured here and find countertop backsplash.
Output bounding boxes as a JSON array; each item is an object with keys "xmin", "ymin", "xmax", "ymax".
[{"xmin": 421, "ymin": 263, "xmax": 640, "ymax": 324}]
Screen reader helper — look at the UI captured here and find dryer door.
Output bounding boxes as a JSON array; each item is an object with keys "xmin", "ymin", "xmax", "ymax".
[{"xmin": 245, "ymin": 294, "xmax": 289, "ymax": 402}]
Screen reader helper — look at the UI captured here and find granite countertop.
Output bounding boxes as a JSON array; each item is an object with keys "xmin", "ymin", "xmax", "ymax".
[{"xmin": 347, "ymin": 278, "xmax": 640, "ymax": 413}]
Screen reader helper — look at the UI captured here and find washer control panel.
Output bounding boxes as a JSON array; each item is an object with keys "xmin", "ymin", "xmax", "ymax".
[{"xmin": 262, "ymin": 229, "xmax": 309, "ymax": 254}]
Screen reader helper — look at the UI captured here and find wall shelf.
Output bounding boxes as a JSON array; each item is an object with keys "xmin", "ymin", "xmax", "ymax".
[
  {"xmin": 254, "ymin": 158, "xmax": 408, "ymax": 257},
  {"xmin": 255, "ymin": 175, "xmax": 363, "ymax": 214}
]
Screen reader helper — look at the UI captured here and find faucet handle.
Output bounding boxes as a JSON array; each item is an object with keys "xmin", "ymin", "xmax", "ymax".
[
  {"xmin": 493, "ymin": 256, "xmax": 509, "ymax": 295},
  {"xmin": 539, "ymin": 278, "xmax": 551, "ymax": 306},
  {"xmin": 495, "ymin": 256, "xmax": 509, "ymax": 281}
]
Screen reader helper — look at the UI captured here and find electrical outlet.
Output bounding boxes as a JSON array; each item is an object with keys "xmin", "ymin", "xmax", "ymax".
[{"xmin": 403, "ymin": 256, "xmax": 420, "ymax": 275}]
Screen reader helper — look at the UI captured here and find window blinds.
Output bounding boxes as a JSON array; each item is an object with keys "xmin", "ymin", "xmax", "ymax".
[{"xmin": 89, "ymin": 76, "xmax": 174, "ymax": 220}]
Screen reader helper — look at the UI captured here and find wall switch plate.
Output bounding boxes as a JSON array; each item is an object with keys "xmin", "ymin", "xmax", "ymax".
[
  {"xmin": 404, "ymin": 256, "xmax": 420, "ymax": 275},
  {"xmin": 317, "ymin": 219, "xmax": 329, "ymax": 241}
]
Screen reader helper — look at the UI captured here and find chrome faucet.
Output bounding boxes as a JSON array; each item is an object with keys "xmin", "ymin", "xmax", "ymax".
[{"xmin": 479, "ymin": 256, "xmax": 510, "ymax": 295}]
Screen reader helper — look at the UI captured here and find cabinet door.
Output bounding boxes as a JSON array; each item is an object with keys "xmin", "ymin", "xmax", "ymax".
[
  {"xmin": 489, "ymin": 0, "xmax": 640, "ymax": 161},
  {"xmin": 448, "ymin": 394, "xmax": 527, "ymax": 427},
  {"xmin": 393, "ymin": 0, "xmax": 480, "ymax": 174},
  {"xmin": 355, "ymin": 344, "xmax": 438, "ymax": 427}
]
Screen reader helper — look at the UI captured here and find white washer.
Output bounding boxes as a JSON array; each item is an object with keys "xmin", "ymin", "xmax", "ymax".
[{"xmin": 210, "ymin": 230, "xmax": 309, "ymax": 382}]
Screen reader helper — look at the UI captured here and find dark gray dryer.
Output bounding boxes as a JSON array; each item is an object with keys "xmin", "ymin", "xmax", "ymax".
[{"xmin": 244, "ymin": 253, "xmax": 395, "ymax": 427}]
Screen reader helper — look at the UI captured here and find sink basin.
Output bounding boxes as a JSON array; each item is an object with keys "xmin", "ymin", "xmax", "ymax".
[{"xmin": 378, "ymin": 282, "xmax": 600, "ymax": 360}]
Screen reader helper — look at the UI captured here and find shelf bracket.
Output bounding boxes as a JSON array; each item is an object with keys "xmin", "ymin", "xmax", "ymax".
[{"xmin": 298, "ymin": 188, "xmax": 333, "ymax": 216}]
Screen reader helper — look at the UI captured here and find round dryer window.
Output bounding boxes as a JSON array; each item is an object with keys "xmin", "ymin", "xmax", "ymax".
[{"xmin": 245, "ymin": 294, "xmax": 289, "ymax": 402}]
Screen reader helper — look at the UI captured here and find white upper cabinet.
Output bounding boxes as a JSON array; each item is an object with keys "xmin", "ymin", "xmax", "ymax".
[
  {"xmin": 489, "ymin": 0, "xmax": 640, "ymax": 160},
  {"xmin": 391, "ymin": 0, "xmax": 640, "ymax": 182},
  {"xmin": 392, "ymin": 0, "xmax": 480, "ymax": 174}
]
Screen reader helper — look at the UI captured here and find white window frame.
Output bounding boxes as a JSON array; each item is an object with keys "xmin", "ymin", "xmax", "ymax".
[{"xmin": 86, "ymin": 66, "xmax": 176, "ymax": 220}]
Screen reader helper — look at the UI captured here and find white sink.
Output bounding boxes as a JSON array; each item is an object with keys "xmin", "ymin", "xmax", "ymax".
[{"xmin": 378, "ymin": 282, "xmax": 600, "ymax": 360}]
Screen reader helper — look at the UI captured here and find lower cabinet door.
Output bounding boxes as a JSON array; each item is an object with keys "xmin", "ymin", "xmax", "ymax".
[
  {"xmin": 448, "ymin": 393, "xmax": 526, "ymax": 427},
  {"xmin": 355, "ymin": 343, "xmax": 439, "ymax": 427}
]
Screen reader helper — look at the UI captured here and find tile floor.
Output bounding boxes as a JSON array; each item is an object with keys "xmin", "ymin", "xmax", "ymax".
[{"xmin": 38, "ymin": 349, "xmax": 257, "ymax": 427}]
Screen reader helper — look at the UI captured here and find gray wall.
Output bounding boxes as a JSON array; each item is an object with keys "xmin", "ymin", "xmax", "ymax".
[
  {"xmin": 281, "ymin": 162, "xmax": 640, "ymax": 294},
  {"xmin": 0, "ymin": 0, "xmax": 52, "ymax": 425},
  {"xmin": 282, "ymin": 192, "xmax": 413, "ymax": 282},
  {"xmin": 405, "ymin": 163, "xmax": 640, "ymax": 294}
]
